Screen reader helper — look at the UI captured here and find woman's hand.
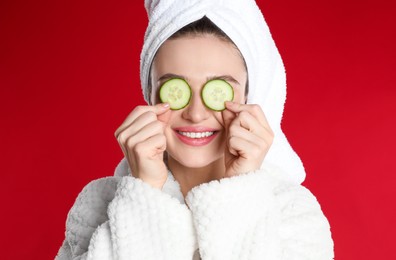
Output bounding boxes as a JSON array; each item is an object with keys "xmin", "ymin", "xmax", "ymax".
[
  {"xmin": 222, "ymin": 101, "xmax": 274, "ymax": 177},
  {"xmin": 114, "ymin": 103, "xmax": 171, "ymax": 188}
]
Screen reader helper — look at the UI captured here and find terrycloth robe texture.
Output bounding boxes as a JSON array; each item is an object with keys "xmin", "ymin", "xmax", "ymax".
[
  {"xmin": 56, "ymin": 159, "xmax": 334, "ymax": 259},
  {"xmin": 57, "ymin": 0, "xmax": 334, "ymax": 259},
  {"xmin": 141, "ymin": 0, "xmax": 305, "ymax": 183}
]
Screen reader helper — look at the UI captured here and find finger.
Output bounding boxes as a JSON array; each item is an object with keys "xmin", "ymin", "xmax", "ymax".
[
  {"xmin": 134, "ymin": 133, "xmax": 167, "ymax": 159},
  {"xmin": 228, "ymin": 136, "xmax": 255, "ymax": 159},
  {"xmin": 221, "ymin": 106, "xmax": 237, "ymax": 131},
  {"xmin": 121, "ymin": 120, "xmax": 165, "ymax": 164},
  {"xmin": 115, "ymin": 103, "xmax": 169, "ymax": 137},
  {"xmin": 123, "ymin": 120, "xmax": 165, "ymax": 151},
  {"xmin": 118, "ymin": 111, "xmax": 158, "ymax": 142},
  {"xmin": 228, "ymin": 121, "xmax": 268, "ymax": 145},
  {"xmin": 235, "ymin": 110, "xmax": 273, "ymax": 138},
  {"xmin": 225, "ymin": 101, "xmax": 269, "ymax": 128},
  {"xmin": 228, "ymin": 114, "xmax": 273, "ymax": 161},
  {"xmin": 115, "ymin": 103, "xmax": 169, "ymax": 138},
  {"xmin": 228, "ymin": 134, "xmax": 269, "ymax": 161},
  {"xmin": 157, "ymin": 109, "xmax": 172, "ymax": 125}
]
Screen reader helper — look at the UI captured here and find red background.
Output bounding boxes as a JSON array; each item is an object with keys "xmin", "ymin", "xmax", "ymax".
[{"xmin": 1, "ymin": 0, "xmax": 395, "ymax": 259}]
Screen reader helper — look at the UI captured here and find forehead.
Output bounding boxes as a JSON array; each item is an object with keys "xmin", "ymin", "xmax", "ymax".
[{"xmin": 152, "ymin": 35, "xmax": 246, "ymax": 81}]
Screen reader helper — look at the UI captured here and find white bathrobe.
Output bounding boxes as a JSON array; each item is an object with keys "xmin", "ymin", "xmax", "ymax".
[
  {"xmin": 57, "ymin": 0, "xmax": 334, "ymax": 258},
  {"xmin": 56, "ymin": 159, "xmax": 333, "ymax": 260}
]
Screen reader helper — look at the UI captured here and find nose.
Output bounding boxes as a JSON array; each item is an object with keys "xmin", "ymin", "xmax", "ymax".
[{"xmin": 182, "ymin": 91, "xmax": 211, "ymax": 123}]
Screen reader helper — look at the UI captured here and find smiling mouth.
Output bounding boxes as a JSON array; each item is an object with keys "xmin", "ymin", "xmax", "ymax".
[
  {"xmin": 174, "ymin": 129, "xmax": 219, "ymax": 146},
  {"xmin": 177, "ymin": 131, "xmax": 215, "ymax": 139}
]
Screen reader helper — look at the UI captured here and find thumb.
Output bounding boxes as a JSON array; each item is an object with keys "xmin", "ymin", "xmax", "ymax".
[
  {"xmin": 221, "ymin": 102, "xmax": 236, "ymax": 131},
  {"xmin": 222, "ymin": 103, "xmax": 238, "ymax": 160},
  {"xmin": 156, "ymin": 102, "xmax": 171, "ymax": 125},
  {"xmin": 153, "ymin": 102, "xmax": 170, "ymax": 115}
]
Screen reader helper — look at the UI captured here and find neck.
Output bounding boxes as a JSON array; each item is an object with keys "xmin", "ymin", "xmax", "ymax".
[{"xmin": 168, "ymin": 156, "xmax": 225, "ymax": 197}]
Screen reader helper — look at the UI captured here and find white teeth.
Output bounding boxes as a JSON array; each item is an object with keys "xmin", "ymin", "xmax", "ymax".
[{"xmin": 178, "ymin": 131, "xmax": 214, "ymax": 138}]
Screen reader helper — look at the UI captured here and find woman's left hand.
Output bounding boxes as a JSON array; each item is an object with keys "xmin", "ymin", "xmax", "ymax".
[{"xmin": 221, "ymin": 101, "xmax": 274, "ymax": 177}]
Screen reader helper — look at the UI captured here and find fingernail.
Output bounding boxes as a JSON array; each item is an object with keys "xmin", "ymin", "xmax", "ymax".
[{"xmin": 162, "ymin": 103, "xmax": 170, "ymax": 108}]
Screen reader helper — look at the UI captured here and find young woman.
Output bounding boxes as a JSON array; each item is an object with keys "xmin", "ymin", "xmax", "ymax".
[{"xmin": 57, "ymin": 1, "xmax": 334, "ymax": 259}]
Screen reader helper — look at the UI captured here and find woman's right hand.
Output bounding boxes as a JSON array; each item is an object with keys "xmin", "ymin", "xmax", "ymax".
[{"xmin": 114, "ymin": 103, "xmax": 171, "ymax": 189}]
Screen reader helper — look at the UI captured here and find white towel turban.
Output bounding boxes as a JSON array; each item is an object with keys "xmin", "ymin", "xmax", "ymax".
[{"xmin": 139, "ymin": 0, "xmax": 306, "ymax": 184}]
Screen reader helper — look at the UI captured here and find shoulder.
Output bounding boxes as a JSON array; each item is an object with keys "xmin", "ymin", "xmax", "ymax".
[
  {"xmin": 262, "ymin": 164, "xmax": 334, "ymax": 259},
  {"xmin": 65, "ymin": 176, "xmax": 121, "ymax": 257}
]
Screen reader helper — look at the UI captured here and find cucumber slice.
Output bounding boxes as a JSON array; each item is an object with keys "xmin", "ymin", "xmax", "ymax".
[
  {"xmin": 159, "ymin": 78, "xmax": 192, "ymax": 110},
  {"xmin": 201, "ymin": 79, "xmax": 234, "ymax": 111}
]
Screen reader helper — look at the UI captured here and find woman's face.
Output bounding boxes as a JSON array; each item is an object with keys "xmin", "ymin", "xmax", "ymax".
[{"xmin": 151, "ymin": 34, "xmax": 247, "ymax": 168}]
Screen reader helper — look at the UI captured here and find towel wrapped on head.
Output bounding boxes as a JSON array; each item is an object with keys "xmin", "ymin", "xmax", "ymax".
[{"xmin": 140, "ymin": 0, "xmax": 306, "ymax": 184}]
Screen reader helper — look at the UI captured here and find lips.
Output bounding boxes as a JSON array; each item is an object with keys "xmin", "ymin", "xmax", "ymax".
[
  {"xmin": 178, "ymin": 131, "xmax": 214, "ymax": 138},
  {"xmin": 173, "ymin": 126, "xmax": 219, "ymax": 146}
]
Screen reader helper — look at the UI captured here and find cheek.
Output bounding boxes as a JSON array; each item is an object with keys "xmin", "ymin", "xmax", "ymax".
[
  {"xmin": 163, "ymin": 110, "xmax": 179, "ymax": 130},
  {"xmin": 214, "ymin": 112, "xmax": 225, "ymax": 128},
  {"xmin": 233, "ymin": 88, "xmax": 246, "ymax": 104}
]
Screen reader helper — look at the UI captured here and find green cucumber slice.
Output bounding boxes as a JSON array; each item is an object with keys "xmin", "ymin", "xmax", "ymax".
[
  {"xmin": 201, "ymin": 79, "xmax": 234, "ymax": 111},
  {"xmin": 159, "ymin": 78, "xmax": 192, "ymax": 110}
]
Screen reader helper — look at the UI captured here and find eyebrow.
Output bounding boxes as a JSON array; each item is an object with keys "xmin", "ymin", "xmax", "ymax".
[
  {"xmin": 157, "ymin": 73, "xmax": 240, "ymax": 85},
  {"xmin": 157, "ymin": 73, "xmax": 187, "ymax": 83},
  {"xmin": 207, "ymin": 75, "xmax": 240, "ymax": 85}
]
